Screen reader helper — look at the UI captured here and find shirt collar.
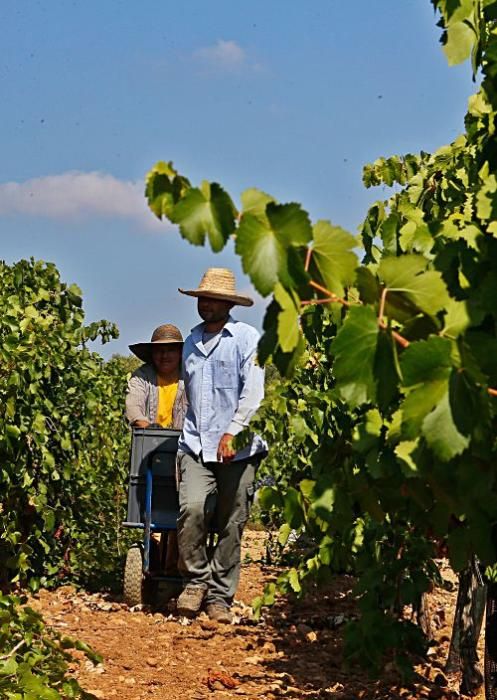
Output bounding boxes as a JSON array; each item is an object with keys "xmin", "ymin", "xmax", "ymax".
[
  {"xmin": 189, "ymin": 315, "xmax": 236, "ymax": 355},
  {"xmin": 190, "ymin": 314, "xmax": 236, "ymax": 337}
]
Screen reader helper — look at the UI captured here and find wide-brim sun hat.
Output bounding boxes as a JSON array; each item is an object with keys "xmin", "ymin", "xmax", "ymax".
[
  {"xmin": 178, "ymin": 267, "xmax": 253, "ymax": 307},
  {"xmin": 129, "ymin": 324, "xmax": 184, "ymax": 363}
]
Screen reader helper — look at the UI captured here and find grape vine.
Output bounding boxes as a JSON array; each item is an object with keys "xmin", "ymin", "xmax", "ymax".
[
  {"xmin": 145, "ymin": 0, "xmax": 497, "ymax": 671},
  {"xmin": 0, "ymin": 259, "xmax": 132, "ymax": 591}
]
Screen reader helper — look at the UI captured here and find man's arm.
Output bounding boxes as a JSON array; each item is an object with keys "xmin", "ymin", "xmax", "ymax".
[
  {"xmin": 227, "ymin": 346, "xmax": 264, "ymax": 435},
  {"xmin": 217, "ymin": 340, "xmax": 264, "ymax": 461}
]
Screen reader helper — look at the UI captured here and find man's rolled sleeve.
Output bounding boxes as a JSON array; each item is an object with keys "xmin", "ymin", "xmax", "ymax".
[{"xmin": 227, "ymin": 348, "xmax": 264, "ymax": 436}]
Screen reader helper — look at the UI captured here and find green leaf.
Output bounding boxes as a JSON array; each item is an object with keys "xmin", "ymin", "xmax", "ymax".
[
  {"xmin": 422, "ymin": 391, "xmax": 469, "ymax": 461},
  {"xmin": 399, "ymin": 337, "xmax": 453, "ymax": 438},
  {"xmin": 289, "ymin": 414, "xmax": 310, "ymax": 441},
  {"xmin": 311, "ymin": 481, "xmax": 335, "ymax": 519},
  {"xmin": 283, "ymin": 488, "xmax": 304, "ymax": 529},
  {"xmin": 236, "ymin": 203, "xmax": 311, "ymax": 296},
  {"xmin": 278, "ymin": 523, "xmax": 292, "ymax": 547},
  {"xmin": 171, "ymin": 181, "xmax": 236, "ymax": 252},
  {"xmin": 310, "ymin": 220, "xmax": 358, "ymax": 297},
  {"xmin": 299, "ymin": 479, "xmax": 316, "ymax": 499},
  {"xmin": 273, "ymin": 283, "xmax": 300, "ymax": 353},
  {"xmin": 378, "ymin": 254, "xmax": 450, "ymax": 316},
  {"xmin": 258, "ymin": 486, "xmax": 284, "ymax": 511},
  {"xmin": 240, "ymin": 188, "xmax": 275, "ymax": 217},
  {"xmin": 288, "ymin": 568, "xmax": 301, "ymax": 593},
  {"xmin": 331, "ymin": 305, "xmax": 379, "ymax": 407},
  {"xmin": 266, "ymin": 202, "xmax": 312, "ymax": 246},
  {"xmin": 145, "ymin": 161, "xmax": 190, "ymax": 218},
  {"xmin": 0, "ymin": 656, "xmax": 18, "ymax": 676},
  {"xmin": 443, "ymin": 20, "xmax": 475, "ymax": 66},
  {"xmin": 400, "ymin": 337, "xmax": 452, "ymax": 385},
  {"xmin": 394, "ymin": 440, "xmax": 419, "ymax": 476},
  {"xmin": 352, "ymin": 409, "xmax": 383, "ymax": 455},
  {"xmin": 236, "ymin": 214, "xmax": 288, "ymax": 296},
  {"xmin": 373, "ymin": 330, "xmax": 400, "ymax": 413},
  {"xmin": 442, "ymin": 299, "xmax": 471, "ymax": 338},
  {"xmin": 401, "ymin": 379, "xmax": 447, "ymax": 439}
]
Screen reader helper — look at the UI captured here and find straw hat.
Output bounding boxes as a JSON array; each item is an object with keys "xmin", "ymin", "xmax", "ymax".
[
  {"xmin": 129, "ymin": 324, "xmax": 183, "ymax": 363},
  {"xmin": 179, "ymin": 268, "xmax": 253, "ymax": 307}
]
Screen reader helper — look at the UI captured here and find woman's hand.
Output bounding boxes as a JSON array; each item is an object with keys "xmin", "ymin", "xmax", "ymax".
[{"xmin": 133, "ymin": 420, "xmax": 150, "ymax": 428}]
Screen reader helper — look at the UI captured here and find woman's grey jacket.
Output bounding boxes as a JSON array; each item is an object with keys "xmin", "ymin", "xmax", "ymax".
[{"xmin": 125, "ymin": 363, "xmax": 187, "ymax": 430}]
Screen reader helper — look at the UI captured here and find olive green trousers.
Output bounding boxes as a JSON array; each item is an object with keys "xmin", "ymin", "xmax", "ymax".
[{"xmin": 176, "ymin": 451, "xmax": 257, "ymax": 607}]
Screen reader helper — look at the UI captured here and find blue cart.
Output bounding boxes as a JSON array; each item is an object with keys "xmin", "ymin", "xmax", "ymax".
[{"xmin": 122, "ymin": 427, "xmax": 181, "ymax": 606}]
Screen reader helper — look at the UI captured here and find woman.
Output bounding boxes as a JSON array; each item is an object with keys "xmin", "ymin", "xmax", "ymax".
[
  {"xmin": 126, "ymin": 323, "xmax": 187, "ymax": 429},
  {"xmin": 125, "ymin": 323, "xmax": 186, "ymax": 576}
]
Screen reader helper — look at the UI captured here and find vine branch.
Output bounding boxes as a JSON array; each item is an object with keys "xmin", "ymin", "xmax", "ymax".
[{"xmin": 301, "ymin": 247, "xmax": 497, "ymax": 392}]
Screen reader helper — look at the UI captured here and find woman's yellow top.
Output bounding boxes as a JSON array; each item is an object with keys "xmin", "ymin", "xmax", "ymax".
[{"xmin": 156, "ymin": 377, "xmax": 179, "ymax": 428}]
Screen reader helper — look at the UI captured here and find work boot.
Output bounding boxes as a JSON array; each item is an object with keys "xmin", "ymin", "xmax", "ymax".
[
  {"xmin": 176, "ymin": 585, "xmax": 206, "ymax": 618},
  {"xmin": 205, "ymin": 602, "xmax": 233, "ymax": 624}
]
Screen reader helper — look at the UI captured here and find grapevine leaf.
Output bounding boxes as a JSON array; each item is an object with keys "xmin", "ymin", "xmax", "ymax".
[
  {"xmin": 257, "ymin": 300, "xmax": 279, "ymax": 364},
  {"xmin": 401, "ymin": 379, "xmax": 447, "ymax": 438},
  {"xmin": 442, "ymin": 299, "xmax": 471, "ymax": 338},
  {"xmin": 283, "ymin": 488, "xmax": 304, "ymax": 529},
  {"xmin": 171, "ymin": 181, "xmax": 236, "ymax": 252},
  {"xmin": 273, "ymin": 333, "xmax": 306, "ymax": 377},
  {"xmin": 240, "ymin": 188, "xmax": 275, "ymax": 217},
  {"xmin": 145, "ymin": 161, "xmax": 190, "ymax": 218},
  {"xmin": 288, "ymin": 568, "xmax": 301, "ymax": 593},
  {"xmin": 422, "ymin": 392, "xmax": 469, "ymax": 461},
  {"xmin": 310, "ymin": 220, "xmax": 358, "ymax": 297},
  {"xmin": 311, "ymin": 482, "xmax": 335, "ymax": 519},
  {"xmin": 352, "ymin": 409, "xmax": 383, "ymax": 455},
  {"xmin": 266, "ymin": 202, "xmax": 313, "ymax": 246},
  {"xmin": 278, "ymin": 523, "xmax": 292, "ymax": 546},
  {"xmin": 274, "ymin": 283, "xmax": 300, "ymax": 353},
  {"xmin": 400, "ymin": 337, "xmax": 452, "ymax": 385},
  {"xmin": 356, "ymin": 267, "xmax": 380, "ymax": 304},
  {"xmin": 373, "ymin": 330, "xmax": 400, "ymax": 412},
  {"xmin": 443, "ymin": 20, "xmax": 475, "ymax": 66},
  {"xmin": 394, "ymin": 440, "xmax": 419, "ymax": 477},
  {"xmin": 449, "ymin": 369, "xmax": 491, "ymax": 438},
  {"xmin": 236, "ymin": 214, "xmax": 288, "ymax": 296},
  {"xmin": 236, "ymin": 203, "xmax": 311, "ymax": 296},
  {"xmin": 378, "ymin": 254, "xmax": 450, "ymax": 316},
  {"xmin": 331, "ymin": 305, "xmax": 379, "ymax": 407},
  {"xmin": 299, "ymin": 479, "xmax": 316, "ymax": 500},
  {"xmin": 399, "ymin": 336, "xmax": 453, "ymax": 438},
  {"xmin": 258, "ymin": 486, "xmax": 284, "ymax": 511}
]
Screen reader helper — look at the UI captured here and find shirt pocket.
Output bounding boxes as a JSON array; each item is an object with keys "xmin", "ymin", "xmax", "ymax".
[{"xmin": 214, "ymin": 360, "xmax": 237, "ymax": 389}]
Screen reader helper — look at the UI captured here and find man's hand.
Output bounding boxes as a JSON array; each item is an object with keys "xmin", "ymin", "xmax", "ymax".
[
  {"xmin": 217, "ymin": 433, "xmax": 236, "ymax": 462},
  {"xmin": 133, "ymin": 420, "xmax": 150, "ymax": 428}
]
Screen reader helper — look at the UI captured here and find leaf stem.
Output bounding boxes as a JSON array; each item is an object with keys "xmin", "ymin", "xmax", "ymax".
[
  {"xmin": 304, "ymin": 246, "xmax": 313, "ymax": 272},
  {"xmin": 0, "ymin": 639, "xmax": 25, "ymax": 660}
]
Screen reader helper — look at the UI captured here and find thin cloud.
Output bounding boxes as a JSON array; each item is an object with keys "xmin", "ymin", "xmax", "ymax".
[
  {"xmin": 193, "ymin": 39, "xmax": 247, "ymax": 72},
  {"xmin": 0, "ymin": 171, "xmax": 164, "ymax": 229}
]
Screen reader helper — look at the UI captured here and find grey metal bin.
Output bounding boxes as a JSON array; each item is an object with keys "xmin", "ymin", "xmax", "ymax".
[{"xmin": 125, "ymin": 427, "xmax": 181, "ymax": 529}]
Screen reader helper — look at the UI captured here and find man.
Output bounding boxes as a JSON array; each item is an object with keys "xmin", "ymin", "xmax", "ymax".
[{"xmin": 175, "ymin": 267, "xmax": 266, "ymax": 623}]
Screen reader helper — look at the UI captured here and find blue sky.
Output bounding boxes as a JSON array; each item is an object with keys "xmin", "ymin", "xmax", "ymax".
[{"xmin": 0, "ymin": 1, "xmax": 475, "ymax": 357}]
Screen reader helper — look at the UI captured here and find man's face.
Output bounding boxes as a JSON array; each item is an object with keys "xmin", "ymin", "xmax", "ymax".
[
  {"xmin": 151, "ymin": 344, "xmax": 182, "ymax": 375},
  {"xmin": 197, "ymin": 296, "xmax": 233, "ymax": 323}
]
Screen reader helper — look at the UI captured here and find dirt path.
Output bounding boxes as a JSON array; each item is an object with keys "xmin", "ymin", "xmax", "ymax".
[{"xmin": 31, "ymin": 532, "xmax": 483, "ymax": 700}]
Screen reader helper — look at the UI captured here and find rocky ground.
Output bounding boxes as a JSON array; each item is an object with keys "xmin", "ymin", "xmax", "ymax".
[{"xmin": 30, "ymin": 531, "xmax": 485, "ymax": 700}]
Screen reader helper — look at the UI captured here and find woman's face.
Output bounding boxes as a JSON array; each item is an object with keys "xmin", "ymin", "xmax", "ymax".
[{"xmin": 151, "ymin": 344, "xmax": 182, "ymax": 376}]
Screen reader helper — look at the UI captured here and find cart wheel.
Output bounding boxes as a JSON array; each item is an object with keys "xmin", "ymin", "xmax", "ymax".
[
  {"xmin": 485, "ymin": 584, "xmax": 497, "ymax": 700},
  {"xmin": 123, "ymin": 544, "xmax": 145, "ymax": 607}
]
